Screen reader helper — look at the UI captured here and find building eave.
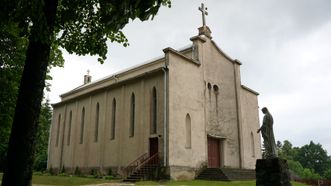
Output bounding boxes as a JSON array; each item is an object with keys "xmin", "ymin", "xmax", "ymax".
[
  {"xmin": 210, "ymin": 40, "xmax": 242, "ymax": 65},
  {"xmin": 53, "ymin": 66, "xmax": 165, "ymax": 107},
  {"xmin": 241, "ymin": 85, "xmax": 259, "ymax": 95},
  {"xmin": 60, "ymin": 57, "xmax": 165, "ymax": 99},
  {"xmin": 163, "ymin": 47, "xmax": 201, "ymax": 66}
]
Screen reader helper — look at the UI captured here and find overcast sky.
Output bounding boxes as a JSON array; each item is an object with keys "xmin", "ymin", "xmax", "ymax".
[{"xmin": 49, "ymin": 0, "xmax": 331, "ymax": 154}]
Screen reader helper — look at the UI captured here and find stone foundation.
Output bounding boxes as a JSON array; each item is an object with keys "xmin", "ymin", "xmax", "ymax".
[
  {"xmin": 47, "ymin": 166, "xmax": 120, "ymax": 177},
  {"xmin": 256, "ymin": 158, "xmax": 291, "ymax": 186},
  {"xmin": 169, "ymin": 166, "xmax": 196, "ymax": 180}
]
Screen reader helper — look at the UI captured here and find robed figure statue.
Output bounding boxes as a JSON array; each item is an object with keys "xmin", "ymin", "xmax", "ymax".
[{"xmin": 257, "ymin": 107, "xmax": 277, "ymax": 159}]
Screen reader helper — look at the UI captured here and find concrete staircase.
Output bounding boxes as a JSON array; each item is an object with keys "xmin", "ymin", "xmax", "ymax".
[
  {"xmin": 123, "ymin": 153, "xmax": 160, "ymax": 182},
  {"xmin": 123, "ymin": 164, "xmax": 160, "ymax": 182},
  {"xmin": 196, "ymin": 168, "xmax": 256, "ymax": 181}
]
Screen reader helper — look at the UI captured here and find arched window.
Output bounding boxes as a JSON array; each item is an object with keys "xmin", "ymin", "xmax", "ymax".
[
  {"xmin": 251, "ymin": 132, "xmax": 255, "ymax": 157},
  {"xmin": 80, "ymin": 107, "xmax": 85, "ymax": 144},
  {"xmin": 67, "ymin": 111, "xmax": 72, "ymax": 145},
  {"xmin": 94, "ymin": 103, "xmax": 100, "ymax": 142},
  {"xmin": 111, "ymin": 98, "xmax": 116, "ymax": 140},
  {"xmin": 151, "ymin": 87, "xmax": 157, "ymax": 134},
  {"xmin": 129, "ymin": 93, "xmax": 135, "ymax": 137},
  {"xmin": 207, "ymin": 82, "xmax": 211, "ymax": 90},
  {"xmin": 213, "ymin": 84, "xmax": 219, "ymax": 92},
  {"xmin": 56, "ymin": 114, "xmax": 61, "ymax": 147},
  {"xmin": 185, "ymin": 114, "xmax": 192, "ymax": 149}
]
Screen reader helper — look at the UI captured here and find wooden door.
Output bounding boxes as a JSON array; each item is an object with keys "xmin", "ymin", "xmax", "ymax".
[
  {"xmin": 149, "ymin": 137, "xmax": 158, "ymax": 156},
  {"xmin": 207, "ymin": 137, "xmax": 220, "ymax": 168}
]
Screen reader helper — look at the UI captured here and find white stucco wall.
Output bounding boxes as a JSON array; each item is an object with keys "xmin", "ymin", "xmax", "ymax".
[
  {"xmin": 48, "ymin": 64, "xmax": 166, "ymax": 174},
  {"xmin": 240, "ymin": 87, "xmax": 262, "ymax": 169},
  {"xmin": 166, "ymin": 50, "xmax": 206, "ymax": 180}
]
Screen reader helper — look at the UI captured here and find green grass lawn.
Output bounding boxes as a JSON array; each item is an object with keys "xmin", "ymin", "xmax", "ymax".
[
  {"xmin": 0, "ymin": 173, "xmax": 119, "ymax": 185},
  {"xmin": 137, "ymin": 180, "xmax": 256, "ymax": 186},
  {"xmin": 1, "ymin": 173, "xmax": 309, "ymax": 186},
  {"xmin": 137, "ymin": 180, "xmax": 309, "ymax": 186}
]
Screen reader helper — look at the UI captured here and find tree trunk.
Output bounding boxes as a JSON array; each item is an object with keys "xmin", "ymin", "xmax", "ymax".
[{"xmin": 1, "ymin": 0, "xmax": 58, "ymax": 185}]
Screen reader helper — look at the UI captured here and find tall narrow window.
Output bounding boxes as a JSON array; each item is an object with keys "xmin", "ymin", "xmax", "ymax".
[
  {"xmin": 111, "ymin": 98, "xmax": 116, "ymax": 140},
  {"xmin": 129, "ymin": 93, "xmax": 135, "ymax": 137},
  {"xmin": 151, "ymin": 87, "xmax": 157, "ymax": 134},
  {"xmin": 80, "ymin": 107, "xmax": 85, "ymax": 144},
  {"xmin": 94, "ymin": 103, "xmax": 100, "ymax": 142},
  {"xmin": 185, "ymin": 114, "xmax": 192, "ymax": 149},
  {"xmin": 67, "ymin": 111, "xmax": 72, "ymax": 145},
  {"xmin": 56, "ymin": 114, "xmax": 61, "ymax": 147},
  {"xmin": 251, "ymin": 132, "xmax": 255, "ymax": 157}
]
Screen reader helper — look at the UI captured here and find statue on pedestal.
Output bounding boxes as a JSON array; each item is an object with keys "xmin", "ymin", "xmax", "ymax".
[
  {"xmin": 256, "ymin": 107, "xmax": 291, "ymax": 186},
  {"xmin": 257, "ymin": 107, "xmax": 277, "ymax": 159}
]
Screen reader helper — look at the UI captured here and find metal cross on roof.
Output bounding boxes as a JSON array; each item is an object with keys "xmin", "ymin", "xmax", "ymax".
[{"xmin": 198, "ymin": 3, "xmax": 208, "ymax": 26}]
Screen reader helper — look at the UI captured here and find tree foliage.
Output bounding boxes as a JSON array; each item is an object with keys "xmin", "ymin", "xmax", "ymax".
[
  {"xmin": 324, "ymin": 168, "xmax": 331, "ymax": 180},
  {"xmin": 287, "ymin": 159, "xmax": 322, "ymax": 180},
  {"xmin": 277, "ymin": 140, "xmax": 331, "ymax": 179},
  {"xmin": 0, "ymin": 23, "xmax": 26, "ymax": 171},
  {"xmin": 1, "ymin": 0, "xmax": 171, "ymax": 63},
  {"xmin": 55, "ymin": 0, "xmax": 170, "ymax": 63},
  {"xmin": 1, "ymin": 0, "xmax": 170, "ymax": 185},
  {"xmin": 34, "ymin": 100, "xmax": 52, "ymax": 171},
  {"xmin": 296, "ymin": 141, "xmax": 331, "ymax": 176},
  {"xmin": 0, "ymin": 21, "xmax": 62, "ymax": 171}
]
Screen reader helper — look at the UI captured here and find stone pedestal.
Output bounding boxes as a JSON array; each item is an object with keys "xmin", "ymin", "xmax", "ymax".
[{"xmin": 256, "ymin": 158, "xmax": 292, "ymax": 186}]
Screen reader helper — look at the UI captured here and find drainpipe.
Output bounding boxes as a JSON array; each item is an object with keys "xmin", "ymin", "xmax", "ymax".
[{"xmin": 162, "ymin": 66, "xmax": 168, "ymax": 167}]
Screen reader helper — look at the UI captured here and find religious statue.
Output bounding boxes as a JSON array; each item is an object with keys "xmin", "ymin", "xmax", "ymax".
[{"xmin": 257, "ymin": 107, "xmax": 277, "ymax": 159}]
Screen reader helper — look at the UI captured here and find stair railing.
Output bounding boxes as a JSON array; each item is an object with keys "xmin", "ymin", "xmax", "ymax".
[
  {"xmin": 123, "ymin": 153, "xmax": 149, "ymax": 177},
  {"xmin": 123, "ymin": 152, "xmax": 159, "ymax": 178}
]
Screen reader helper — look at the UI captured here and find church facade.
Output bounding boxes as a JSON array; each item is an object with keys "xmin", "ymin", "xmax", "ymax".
[{"xmin": 47, "ymin": 26, "xmax": 262, "ymax": 180}]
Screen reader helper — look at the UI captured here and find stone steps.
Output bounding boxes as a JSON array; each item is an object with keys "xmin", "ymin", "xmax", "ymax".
[
  {"xmin": 123, "ymin": 165, "xmax": 160, "ymax": 182},
  {"xmin": 196, "ymin": 168, "xmax": 255, "ymax": 181}
]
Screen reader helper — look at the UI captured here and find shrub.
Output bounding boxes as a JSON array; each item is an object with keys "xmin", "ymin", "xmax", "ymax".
[
  {"xmin": 302, "ymin": 168, "xmax": 321, "ymax": 180},
  {"xmin": 287, "ymin": 159, "xmax": 322, "ymax": 179},
  {"xmin": 60, "ymin": 165, "xmax": 65, "ymax": 174},
  {"xmin": 324, "ymin": 169, "xmax": 331, "ymax": 179},
  {"xmin": 33, "ymin": 171, "xmax": 43, "ymax": 175},
  {"xmin": 107, "ymin": 168, "xmax": 112, "ymax": 176},
  {"xmin": 74, "ymin": 167, "xmax": 81, "ymax": 176},
  {"xmin": 48, "ymin": 166, "xmax": 55, "ymax": 175},
  {"xmin": 103, "ymin": 175, "xmax": 113, "ymax": 180},
  {"xmin": 33, "ymin": 152, "xmax": 47, "ymax": 171}
]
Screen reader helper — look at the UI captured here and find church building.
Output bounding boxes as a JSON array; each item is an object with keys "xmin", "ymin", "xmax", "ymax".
[{"xmin": 47, "ymin": 16, "xmax": 262, "ymax": 180}]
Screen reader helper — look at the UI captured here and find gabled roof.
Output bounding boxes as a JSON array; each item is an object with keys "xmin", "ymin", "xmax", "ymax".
[
  {"xmin": 60, "ymin": 55, "xmax": 164, "ymax": 98},
  {"xmin": 241, "ymin": 85, "xmax": 259, "ymax": 95},
  {"xmin": 210, "ymin": 40, "xmax": 242, "ymax": 65},
  {"xmin": 56, "ymin": 45, "xmax": 194, "ymax": 103}
]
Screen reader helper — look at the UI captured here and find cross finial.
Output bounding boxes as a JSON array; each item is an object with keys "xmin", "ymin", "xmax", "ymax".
[
  {"xmin": 87, "ymin": 69, "xmax": 90, "ymax": 75},
  {"xmin": 198, "ymin": 3, "xmax": 208, "ymax": 26}
]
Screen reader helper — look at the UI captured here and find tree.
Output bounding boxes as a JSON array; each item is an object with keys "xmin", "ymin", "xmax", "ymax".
[
  {"xmin": 34, "ymin": 100, "xmax": 52, "ymax": 171},
  {"xmin": 296, "ymin": 141, "xmax": 331, "ymax": 175},
  {"xmin": 1, "ymin": 0, "xmax": 170, "ymax": 185},
  {"xmin": 0, "ymin": 23, "xmax": 26, "ymax": 171},
  {"xmin": 0, "ymin": 17, "xmax": 63, "ymax": 172},
  {"xmin": 277, "ymin": 140, "xmax": 331, "ymax": 179},
  {"xmin": 278, "ymin": 140, "xmax": 299, "ymax": 160}
]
